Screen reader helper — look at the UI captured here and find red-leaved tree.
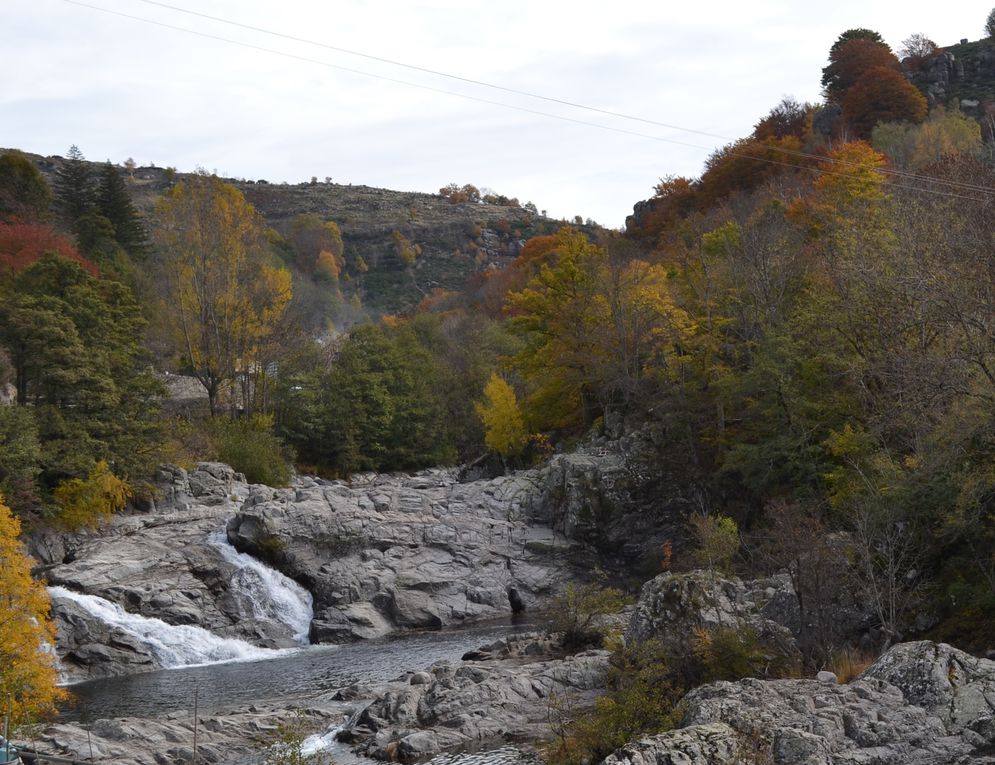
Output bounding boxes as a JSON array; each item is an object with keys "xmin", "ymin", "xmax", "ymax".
[{"xmin": 0, "ymin": 223, "xmax": 97, "ymax": 278}]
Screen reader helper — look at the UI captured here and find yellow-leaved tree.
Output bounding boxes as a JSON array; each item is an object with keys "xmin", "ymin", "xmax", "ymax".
[
  {"xmin": 53, "ymin": 459, "xmax": 130, "ymax": 530},
  {"xmin": 154, "ymin": 174, "xmax": 292, "ymax": 416},
  {"xmin": 474, "ymin": 373, "xmax": 526, "ymax": 460},
  {"xmin": 506, "ymin": 229, "xmax": 692, "ymax": 430},
  {"xmin": 0, "ymin": 496, "xmax": 68, "ymax": 729}
]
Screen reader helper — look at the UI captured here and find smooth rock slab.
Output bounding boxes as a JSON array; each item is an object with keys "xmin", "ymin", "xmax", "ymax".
[{"xmin": 228, "ymin": 469, "xmax": 585, "ymax": 642}]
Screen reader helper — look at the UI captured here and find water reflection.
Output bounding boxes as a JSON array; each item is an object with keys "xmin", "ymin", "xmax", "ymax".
[{"xmin": 61, "ymin": 620, "xmax": 536, "ymax": 722}]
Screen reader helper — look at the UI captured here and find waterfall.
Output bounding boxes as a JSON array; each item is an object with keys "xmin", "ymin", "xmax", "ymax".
[
  {"xmin": 209, "ymin": 530, "xmax": 314, "ymax": 645},
  {"xmin": 49, "ymin": 586, "xmax": 283, "ymax": 668}
]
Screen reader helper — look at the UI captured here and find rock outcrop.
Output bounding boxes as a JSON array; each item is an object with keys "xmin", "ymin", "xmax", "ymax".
[
  {"xmin": 36, "ymin": 459, "xmax": 594, "ymax": 677},
  {"xmin": 338, "ymin": 633, "xmax": 609, "ymax": 762},
  {"xmin": 29, "ymin": 700, "xmax": 344, "ymax": 765},
  {"xmin": 626, "ymin": 570, "xmax": 801, "ymax": 662},
  {"xmin": 228, "ymin": 470, "xmax": 584, "ymax": 643},
  {"xmin": 600, "ymin": 641, "xmax": 995, "ymax": 765}
]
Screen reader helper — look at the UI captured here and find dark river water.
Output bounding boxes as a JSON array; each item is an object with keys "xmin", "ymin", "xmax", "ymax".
[{"xmin": 60, "ymin": 618, "xmax": 536, "ymax": 723}]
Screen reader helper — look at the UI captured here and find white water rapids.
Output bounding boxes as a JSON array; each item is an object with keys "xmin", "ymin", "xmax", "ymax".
[
  {"xmin": 48, "ymin": 586, "xmax": 283, "ymax": 669},
  {"xmin": 208, "ymin": 529, "xmax": 314, "ymax": 645},
  {"xmin": 49, "ymin": 525, "xmax": 314, "ymax": 673}
]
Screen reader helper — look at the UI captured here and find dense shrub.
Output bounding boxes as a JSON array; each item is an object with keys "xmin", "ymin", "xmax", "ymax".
[
  {"xmin": 545, "ymin": 638, "xmax": 680, "ymax": 765},
  {"xmin": 210, "ymin": 415, "xmax": 293, "ymax": 486},
  {"xmin": 548, "ymin": 581, "xmax": 626, "ymax": 650},
  {"xmin": 52, "ymin": 460, "xmax": 130, "ymax": 530}
]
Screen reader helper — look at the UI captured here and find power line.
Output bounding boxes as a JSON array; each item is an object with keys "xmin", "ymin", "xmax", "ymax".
[
  {"xmin": 128, "ymin": 0, "xmax": 732, "ymax": 143},
  {"xmin": 113, "ymin": 0, "xmax": 995, "ymax": 197},
  {"xmin": 59, "ymin": 0, "xmax": 994, "ymax": 203}
]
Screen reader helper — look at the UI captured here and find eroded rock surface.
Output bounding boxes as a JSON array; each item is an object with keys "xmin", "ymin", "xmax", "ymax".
[
  {"xmin": 338, "ymin": 633, "xmax": 609, "ymax": 761},
  {"xmin": 228, "ymin": 470, "xmax": 584, "ymax": 642},
  {"xmin": 603, "ymin": 641, "xmax": 995, "ymax": 765},
  {"xmin": 30, "ymin": 700, "xmax": 343, "ymax": 765}
]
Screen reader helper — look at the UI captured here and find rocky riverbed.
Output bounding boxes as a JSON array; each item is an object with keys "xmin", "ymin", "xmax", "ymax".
[{"xmin": 25, "ymin": 454, "xmax": 995, "ymax": 765}]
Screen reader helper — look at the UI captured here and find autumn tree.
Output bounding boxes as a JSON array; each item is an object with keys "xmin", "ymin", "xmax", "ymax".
[
  {"xmin": 688, "ymin": 512, "xmax": 739, "ymax": 575},
  {"xmin": 0, "ymin": 222, "xmax": 95, "ymax": 277},
  {"xmin": 153, "ymin": 174, "xmax": 292, "ymax": 415},
  {"xmin": 822, "ymin": 36, "xmax": 898, "ymax": 103},
  {"xmin": 0, "ymin": 497, "xmax": 68, "ymax": 729},
  {"xmin": 286, "ymin": 213, "xmax": 344, "ymax": 275},
  {"xmin": 507, "ymin": 229, "xmax": 690, "ymax": 430},
  {"xmin": 439, "ymin": 183, "xmax": 481, "ymax": 204},
  {"xmin": 872, "ymin": 107, "xmax": 982, "ymax": 170},
  {"xmin": 753, "ymin": 96, "xmax": 811, "ymax": 140},
  {"xmin": 0, "ymin": 151, "xmax": 51, "ymax": 223},
  {"xmin": 475, "ymin": 373, "xmax": 526, "ymax": 461},
  {"xmin": 842, "ymin": 66, "xmax": 928, "ymax": 137}
]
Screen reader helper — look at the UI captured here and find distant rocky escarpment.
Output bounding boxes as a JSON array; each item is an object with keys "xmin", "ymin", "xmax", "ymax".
[{"xmin": 14, "ymin": 149, "xmax": 599, "ymax": 314}]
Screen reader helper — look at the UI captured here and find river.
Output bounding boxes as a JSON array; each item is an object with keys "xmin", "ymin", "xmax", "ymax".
[{"xmin": 59, "ymin": 618, "xmax": 534, "ymax": 722}]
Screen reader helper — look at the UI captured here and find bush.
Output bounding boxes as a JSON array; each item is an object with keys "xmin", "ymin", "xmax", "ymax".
[
  {"xmin": 210, "ymin": 415, "xmax": 293, "ymax": 486},
  {"xmin": 692, "ymin": 625, "xmax": 797, "ymax": 682},
  {"xmin": 545, "ymin": 638, "xmax": 680, "ymax": 765},
  {"xmin": 52, "ymin": 460, "xmax": 130, "ymax": 530},
  {"xmin": 548, "ymin": 581, "xmax": 626, "ymax": 650}
]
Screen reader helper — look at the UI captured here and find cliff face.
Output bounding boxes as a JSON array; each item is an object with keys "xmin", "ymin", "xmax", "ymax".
[
  {"xmin": 15, "ymin": 150, "xmax": 590, "ymax": 315},
  {"xmin": 906, "ymin": 38, "xmax": 995, "ymax": 111}
]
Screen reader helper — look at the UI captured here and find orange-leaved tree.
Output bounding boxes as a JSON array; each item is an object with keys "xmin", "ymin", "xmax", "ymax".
[
  {"xmin": 822, "ymin": 34, "xmax": 897, "ymax": 103},
  {"xmin": 0, "ymin": 496, "xmax": 68, "ymax": 730},
  {"xmin": 842, "ymin": 66, "xmax": 928, "ymax": 138}
]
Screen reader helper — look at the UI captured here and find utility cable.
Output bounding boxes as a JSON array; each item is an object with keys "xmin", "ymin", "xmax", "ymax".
[
  {"xmin": 58, "ymin": 0, "xmax": 995, "ymax": 202},
  {"xmin": 114, "ymin": 0, "xmax": 995, "ymax": 196}
]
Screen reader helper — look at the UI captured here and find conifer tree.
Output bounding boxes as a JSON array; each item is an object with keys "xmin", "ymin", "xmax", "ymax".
[
  {"xmin": 54, "ymin": 145, "xmax": 94, "ymax": 234},
  {"xmin": 96, "ymin": 162, "xmax": 147, "ymax": 256}
]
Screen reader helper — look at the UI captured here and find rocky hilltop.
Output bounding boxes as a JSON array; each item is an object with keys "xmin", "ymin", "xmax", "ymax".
[{"xmin": 910, "ymin": 37, "xmax": 995, "ymax": 110}]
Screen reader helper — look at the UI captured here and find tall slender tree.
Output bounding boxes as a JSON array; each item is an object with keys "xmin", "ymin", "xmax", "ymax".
[
  {"xmin": 153, "ymin": 174, "xmax": 292, "ymax": 415},
  {"xmin": 54, "ymin": 145, "xmax": 94, "ymax": 234},
  {"xmin": 95, "ymin": 162, "xmax": 147, "ymax": 256}
]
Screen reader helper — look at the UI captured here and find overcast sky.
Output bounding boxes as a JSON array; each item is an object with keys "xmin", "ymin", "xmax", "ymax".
[{"xmin": 3, "ymin": 1, "xmax": 990, "ymax": 226}]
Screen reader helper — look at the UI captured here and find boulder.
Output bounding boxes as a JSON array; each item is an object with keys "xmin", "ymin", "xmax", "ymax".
[{"xmin": 626, "ymin": 570, "xmax": 801, "ymax": 662}]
